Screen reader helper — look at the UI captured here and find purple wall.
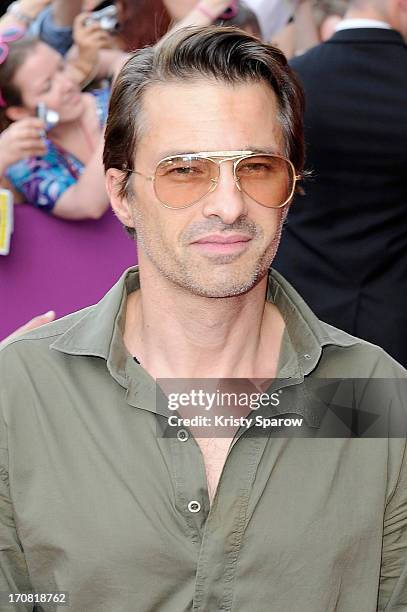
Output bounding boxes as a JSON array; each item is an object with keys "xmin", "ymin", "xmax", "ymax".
[{"xmin": 0, "ymin": 205, "xmax": 137, "ymax": 339}]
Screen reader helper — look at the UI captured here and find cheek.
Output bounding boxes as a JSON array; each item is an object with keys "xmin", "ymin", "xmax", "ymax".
[
  {"xmin": 143, "ymin": 211, "xmax": 184, "ymax": 250},
  {"xmin": 130, "ymin": 198, "xmax": 167, "ymax": 247},
  {"xmin": 56, "ymin": 93, "xmax": 84, "ymax": 119},
  {"xmin": 21, "ymin": 91, "xmax": 42, "ymax": 114},
  {"xmin": 132, "ymin": 185, "xmax": 189, "ymax": 246},
  {"xmin": 255, "ymin": 209, "xmax": 283, "ymax": 238}
]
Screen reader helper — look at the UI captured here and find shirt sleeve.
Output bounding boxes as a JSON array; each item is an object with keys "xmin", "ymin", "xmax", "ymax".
[
  {"xmin": 376, "ymin": 360, "xmax": 407, "ymax": 610},
  {"xmin": 0, "ymin": 386, "xmax": 34, "ymax": 610},
  {"xmin": 28, "ymin": 6, "xmax": 73, "ymax": 56},
  {"xmin": 6, "ymin": 157, "xmax": 77, "ymax": 213},
  {"xmin": 378, "ymin": 438, "xmax": 407, "ymax": 610}
]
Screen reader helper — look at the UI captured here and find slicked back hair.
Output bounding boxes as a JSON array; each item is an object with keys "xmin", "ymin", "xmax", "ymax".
[{"xmin": 103, "ymin": 25, "xmax": 305, "ymax": 237}]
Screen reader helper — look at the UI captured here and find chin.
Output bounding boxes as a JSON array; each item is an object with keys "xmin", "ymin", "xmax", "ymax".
[
  {"xmin": 140, "ymin": 234, "xmax": 277, "ymax": 298},
  {"xmin": 170, "ymin": 261, "xmax": 269, "ymax": 299},
  {"xmin": 181, "ymin": 283, "xmax": 257, "ymax": 299}
]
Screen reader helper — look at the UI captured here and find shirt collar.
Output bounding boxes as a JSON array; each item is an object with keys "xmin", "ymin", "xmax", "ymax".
[
  {"xmin": 50, "ymin": 266, "xmax": 360, "ymax": 426},
  {"xmin": 51, "ymin": 265, "xmax": 357, "ymax": 383},
  {"xmin": 51, "ymin": 268, "xmax": 138, "ymax": 387},
  {"xmin": 335, "ymin": 18, "xmax": 392, "ymax": 32}
]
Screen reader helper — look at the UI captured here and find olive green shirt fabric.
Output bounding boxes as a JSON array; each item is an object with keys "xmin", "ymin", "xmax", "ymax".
[{"xmin": 0, "ymin": 266, "xmax": 407, "ymax": 612}]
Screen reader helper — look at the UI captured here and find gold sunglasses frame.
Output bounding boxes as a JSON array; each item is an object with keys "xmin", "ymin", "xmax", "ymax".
[{"xmin": 123, "ymin": 150, "xmax": 301, "ymax": 210}]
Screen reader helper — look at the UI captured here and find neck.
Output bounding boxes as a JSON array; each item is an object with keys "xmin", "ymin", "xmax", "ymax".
[
  {"xmin": 345, "ymin": 5, "xmax": 389, "ymax": 22},
  {"xmin": 123, "ymin": 257, "xmax": 285, "ymax": 379},
  {"xmin": 48, "ymin": 115, "xmax": 81, "ymax": 141},
  {"xmin": 48, "ymin": 114, "xmax": 96, "ymax": 159}
]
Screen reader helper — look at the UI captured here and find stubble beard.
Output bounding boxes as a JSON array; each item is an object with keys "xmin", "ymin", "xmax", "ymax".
[{"xmin": 132, "ymin": 206, "xmax": 285, "ymax": 299}]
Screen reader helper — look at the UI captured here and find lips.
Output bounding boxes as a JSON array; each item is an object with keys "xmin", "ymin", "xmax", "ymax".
[
  {"xmin": 190, "ymin": 233, "xmax": 253, "ymax": 257},
  {"xmin": 192, "ymin": 234, "xmax": 252, "ymax": 244}
]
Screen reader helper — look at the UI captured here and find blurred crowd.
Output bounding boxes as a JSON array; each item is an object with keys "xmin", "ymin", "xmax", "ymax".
[
  {"xmin": 0, "ymin": 0, "xmax": 347, "ymax": 221},
  {"xmin": 1, "ymin": 0, "xmax": 407, "ymax": 369}
]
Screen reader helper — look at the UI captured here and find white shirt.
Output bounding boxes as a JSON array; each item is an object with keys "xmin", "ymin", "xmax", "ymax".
[{"xmin": 335, "ymin": 18, "xmax": 392, "ymax": 32}]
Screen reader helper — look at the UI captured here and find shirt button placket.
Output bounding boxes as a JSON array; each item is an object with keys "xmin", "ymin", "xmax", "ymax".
[{"xmin": 169, "ymin": 436, "xmax": 209, "ymax": 543}]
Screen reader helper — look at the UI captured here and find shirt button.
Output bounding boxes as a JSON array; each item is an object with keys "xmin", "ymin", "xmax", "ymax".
[
  {"xmin": 187, "ymin": 500, "xmax": 201, "ymax": 513},
  {"xmin": 177, "ymin": 428, "xmax": 189, "ymax": 442}
]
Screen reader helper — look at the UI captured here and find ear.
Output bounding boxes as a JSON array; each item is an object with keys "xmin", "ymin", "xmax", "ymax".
[
  {"xmin": 105, "ymin": 168, "xmax": 136, "ymax": 230},
  {"xmin": 5, "ymin": 106, "xmax": 31, "ymax": 122}
]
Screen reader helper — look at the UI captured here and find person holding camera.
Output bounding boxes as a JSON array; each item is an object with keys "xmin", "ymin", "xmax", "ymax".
[
  {"xmin": 66, "ymin": 10, "xmax": 122, "ymax": 89},
  {"xmin": 0, "ymin": 24, "xmax": 126, "ymax": 219}
]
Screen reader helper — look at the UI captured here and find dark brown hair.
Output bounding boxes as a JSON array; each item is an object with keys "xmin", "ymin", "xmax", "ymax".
[
  {"xmin": 0, "ymin": 36, "xmax": 39, "ymax": 132},
  {"xmin": 103, "ymin": 25, "xmax": 305, "ymax": 237}
]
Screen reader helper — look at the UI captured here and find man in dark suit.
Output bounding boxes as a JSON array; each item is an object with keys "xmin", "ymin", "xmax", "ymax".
[{"xmin": 273, "ymin": 0, "xmax": 407, "ymax": 367}]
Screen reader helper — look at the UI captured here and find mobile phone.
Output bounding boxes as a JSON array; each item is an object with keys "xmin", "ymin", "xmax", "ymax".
[{"xmin": 36, "ymin": 103, "xmax": 60, "ymax": 132}]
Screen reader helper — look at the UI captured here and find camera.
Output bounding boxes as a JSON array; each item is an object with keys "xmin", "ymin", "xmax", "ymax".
[{"xmin": 84, "ymin": 5, "xmax": 120, "ymax": 33}]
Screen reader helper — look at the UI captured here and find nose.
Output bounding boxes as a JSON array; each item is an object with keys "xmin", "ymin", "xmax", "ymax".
[{"xmin": 201, "ymin": 160, "xmax": 248, "ymax": 225}]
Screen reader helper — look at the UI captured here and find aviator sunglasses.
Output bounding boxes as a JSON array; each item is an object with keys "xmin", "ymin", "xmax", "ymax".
[{"xmin": 123, "ymin": 150, "xmax": 302, "ymax": 210}]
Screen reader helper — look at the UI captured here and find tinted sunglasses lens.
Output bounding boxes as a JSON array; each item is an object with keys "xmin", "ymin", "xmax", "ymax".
[
  {"xmin": 154, "ymin": 156, "xmax": 217, "ymax": 208},
  {"xmin": 236, "ymin": 155, "xmax": 295, "ymax": 208}
]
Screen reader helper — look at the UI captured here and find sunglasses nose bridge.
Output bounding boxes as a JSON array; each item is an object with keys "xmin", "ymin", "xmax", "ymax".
[{"xmin": 211, "ymin": 156, "xmax": 243, "ymax": 190}]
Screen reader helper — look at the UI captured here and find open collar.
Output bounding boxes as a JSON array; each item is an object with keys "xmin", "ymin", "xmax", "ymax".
[{"xmin": 51, "ymin": 266, "xmax": 359, "ymax": 423}]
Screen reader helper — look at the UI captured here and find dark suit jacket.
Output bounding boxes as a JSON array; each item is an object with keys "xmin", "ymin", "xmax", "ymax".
[{"xmin": 274, "ymin": 28, "xmax": 407, "ymax": 367}]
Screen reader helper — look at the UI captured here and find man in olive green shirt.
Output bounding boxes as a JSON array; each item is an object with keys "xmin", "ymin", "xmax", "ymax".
[{"xmin": 1, "ymin": 25, "xmax": 407, "ymax": 612}]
